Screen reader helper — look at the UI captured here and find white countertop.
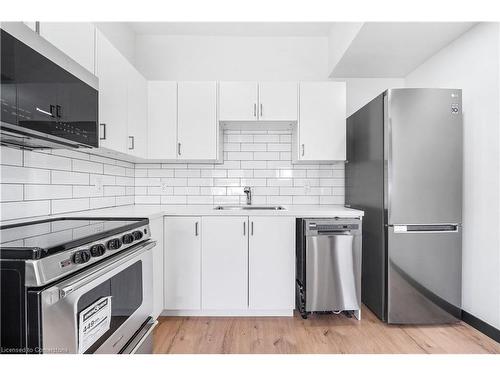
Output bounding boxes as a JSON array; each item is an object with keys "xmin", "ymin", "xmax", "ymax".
[{"xmin": 64, "ymin": 204, "xmax": 363, "ymax": 220}]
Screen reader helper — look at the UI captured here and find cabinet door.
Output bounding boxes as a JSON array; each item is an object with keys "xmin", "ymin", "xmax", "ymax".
[
  {"xmin": 95, "ymin": 30, "xmax": 128, "ymax": 153},
  {"xmin": 258, "ymin": 82, "xmax": 298, "ymax": 121},
  {"xmin": 126, "ymin": 67, "xmax": 148, "ymax": 158},
  {"xmin": 298, "ymin": 81, "xmax": 346, "ymax": 161},
  {"xmin": 147, "ymin": 81, "xmax": 178, "ymax": 159},
  {"xmin": 164, "ymin": 217, "xmax": 202, "ymax": 310},
  {"xmin": 40, "ymin": 22, "xmax": 95, "ymax": 74},
  {"xmin": 149, "ymin": 217, "xmax": 164, "ymax": 318},
  {"xmin": 177, "ymin": 82, "xmax": 218, "ymax": 160},
  {"xmin": 248, "ymin": 217, "xmax": 295, "ymax": 310},
  {"xmin": 201, "ymin": 216, "xmax": 248, "ymax": 310},
  {"xmin": 219, "ymin": 81, "xmax": 258, "ymax": 121}
]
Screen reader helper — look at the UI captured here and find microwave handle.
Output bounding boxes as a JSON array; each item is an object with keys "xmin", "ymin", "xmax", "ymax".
[{"xmin": 57, "ymin": 240, "xmax": 156, "ymax": 299}]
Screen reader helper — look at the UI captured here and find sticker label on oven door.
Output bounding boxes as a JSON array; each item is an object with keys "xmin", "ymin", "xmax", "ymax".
[{"xmin": 78, "ymin": 296, "xmax": 111, "ymax": 353}]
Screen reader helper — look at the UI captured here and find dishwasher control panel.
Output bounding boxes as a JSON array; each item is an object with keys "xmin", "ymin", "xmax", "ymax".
[{"xmin": 305, "ymin": 218, "xmax": 361, "ymax": 236}]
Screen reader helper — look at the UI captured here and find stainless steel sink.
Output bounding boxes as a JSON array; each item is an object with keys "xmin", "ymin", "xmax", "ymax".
[{"xmin": 213, "ymin": 205, "xmax": 286, "ymax": 211}]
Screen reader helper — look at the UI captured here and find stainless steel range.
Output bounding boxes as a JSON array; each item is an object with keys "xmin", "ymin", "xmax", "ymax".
[{"xmin": 0, "ymin": 217, "xmax": 157, "ymax": 354}]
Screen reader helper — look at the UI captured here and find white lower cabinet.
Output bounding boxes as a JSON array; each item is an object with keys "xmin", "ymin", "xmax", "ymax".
[
  {"xmin": 201, "ymin": 216, "xmax": 248, "ymax": 310},
  {"xmin": 248, "ymin": 216, "xmax": 295, "ymax": 310},
  {"xmin": 164, "ymin": 217, "xmax": 202, "ymax": 310},
  {"xmin": 149, "ymin": 217, "xmax": 164, "ymax": 319},
  {"xmin": 163, "ymin": 215, "xmax": 295, "ymax": 315}
]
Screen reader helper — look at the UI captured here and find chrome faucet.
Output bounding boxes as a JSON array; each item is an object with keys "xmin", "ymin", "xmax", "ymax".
[{"xmin": 243, "ymin": 186, "xmax": 252, "ymax": 205}]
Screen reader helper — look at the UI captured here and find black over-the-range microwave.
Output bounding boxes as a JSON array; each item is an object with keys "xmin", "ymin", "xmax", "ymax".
[{"xmin": 0, "ymin": 23, "xmax": 99, "ymax": 150}]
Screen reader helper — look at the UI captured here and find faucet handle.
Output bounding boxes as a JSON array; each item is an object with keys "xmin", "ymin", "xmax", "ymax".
[{"xmin": 243, "ymin": 186, "xmax": 251, "ymax": 193}]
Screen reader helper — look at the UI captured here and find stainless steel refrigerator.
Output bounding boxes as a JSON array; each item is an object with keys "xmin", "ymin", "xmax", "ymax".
[{"xmin": 345, "ymin": 88, "xmax": 462, "ymax": 324}]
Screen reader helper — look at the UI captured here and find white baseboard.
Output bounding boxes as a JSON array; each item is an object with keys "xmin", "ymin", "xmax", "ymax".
[{"xmin": 160, "ymin": 309, "xmax": 294, "ymax": 317}]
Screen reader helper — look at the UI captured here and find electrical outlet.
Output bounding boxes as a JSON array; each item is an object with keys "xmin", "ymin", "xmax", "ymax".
[
  {"xmin": 161, "ymin": 182, "xmax": 169, "ymax": 194},
  {"xmin": 94, "ymin": 176, "xmax": 103, "ymax": 193}
]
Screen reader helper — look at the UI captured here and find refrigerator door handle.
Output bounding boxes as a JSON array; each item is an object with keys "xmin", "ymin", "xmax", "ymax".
[{"xmin": 392, "ymin": 224, "xmax": 459, "ymax": 233}]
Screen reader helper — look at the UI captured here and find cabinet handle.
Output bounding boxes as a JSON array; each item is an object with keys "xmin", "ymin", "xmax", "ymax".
[
  {"xmin": 195, "ymin": 221, "xmax": 199, "ymax": 236},
  {"xmin": 99, "ymin": 123, "xmax": 106, "ymax": 140},
  {"xmin": 36, "ymin": 106, "xmax": 55, "ymax": 118},
  {"xmin": 251, "ymin": 221, "xmax": 254, "ymax": 236},
  {"xmin": 253, "ymin": 103, "xmax": 257, "ymax": 118},
  {"xmin": 301, "ymin": 144, "xmax": 305, "ymax": 157},
  {"xmin": 260, "ymin": 103, "xmax": 263, "ymax": 117},
  {"xmin": 128, "ymin": 136, "xmax": 135, "ymax": 150},
  {"xmin": 243, "ymin": 221, "xmax": 246, "ymax": 236},
  {"xmin": 56, "ymin": 105, "xmax": 62, "ymax": 118},
  {"xmin": 178, "ymin": 142, "xmax": 181, "ymax": 155}
]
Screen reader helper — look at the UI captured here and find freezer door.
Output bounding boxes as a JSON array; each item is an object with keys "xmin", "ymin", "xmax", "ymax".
[
  {"xmin": 387, "ymin": 224, "xmax": 462, "ymax": 324},
  {"xmin": 386, "ymin": 88, "xmax": 462, "ymax": 224}
]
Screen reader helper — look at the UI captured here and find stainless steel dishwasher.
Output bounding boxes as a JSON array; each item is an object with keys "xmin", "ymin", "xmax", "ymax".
[{"xmin": 296, "ymin": 218, "xmax": 362, "ymax": 319}]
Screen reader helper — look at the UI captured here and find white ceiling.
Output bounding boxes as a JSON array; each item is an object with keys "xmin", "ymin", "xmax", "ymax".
[
  {"xmin": 331, "ymin": 22, "xmax": 476, "ymax": 77},
  {"xmin": 128, "ymin": 22, "xmax": 334, "ymax": 37}
]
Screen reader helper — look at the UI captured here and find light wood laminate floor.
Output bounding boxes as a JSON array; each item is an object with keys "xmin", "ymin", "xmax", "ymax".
[{"xmin": 152, "ymin": 305, "xmax": 500, "ymax": 354}]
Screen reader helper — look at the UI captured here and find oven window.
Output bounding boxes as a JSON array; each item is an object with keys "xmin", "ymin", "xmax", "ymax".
[{"xmin": 76, "ymin": 261, "xmax": 143, "ymax": 354}]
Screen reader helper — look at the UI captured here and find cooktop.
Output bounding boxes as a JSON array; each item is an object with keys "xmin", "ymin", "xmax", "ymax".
[{"xmin": 0, "ymin": 217, "xmax": 149, "ymax": 260}]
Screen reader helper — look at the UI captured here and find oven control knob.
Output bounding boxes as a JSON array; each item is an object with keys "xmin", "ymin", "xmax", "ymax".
[
  {"xmin": 122, "ymin": 233, "xmax": 134, "ymax": 244},
  {"xmin": 73, "ymin": 250, "xmax": 91, "ymax": 264},
  {"xmin": 106, "ymin": 238, "xmax": 122, "ymax": 250},
  {"xmin": 90, "ymin": 244, "xmax": 106, "ymax": 257},
  {"xmin": 132, "ymin": 230, "xmax": 143, "ymax": 240}
]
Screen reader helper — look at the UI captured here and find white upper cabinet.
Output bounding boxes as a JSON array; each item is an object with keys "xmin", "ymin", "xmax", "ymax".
[
  {"xmin": 258, "ymin": 82, "xmax": 298, "ymax": 121},
  {"xmin": 39, "ymin": 22, "xmax": 96, "ymax": 74},
  {"xmin": 219, "ymin": 82, "xmax": 258, "ymax": 121},
  {"xmin": 126, "ymin": 67, "xmax": 148, "ymax": 159},
  {"xmin": 297, "ymin": 81, "xmax": 346, "ymax": 162},
  {"xmin": 148, "ymin": 81, "xmax": 178, "ymax": 159},
  {"xmin": 218, "ymin": 81, "xmax": 298, "ymax": 122},
  {"xmin": 95, "ymin": 30, "xmax": 128, "ymax": 153},
  {"xmin": 177, "ymin": 82, "xmax": 218, "ymax": 160}
]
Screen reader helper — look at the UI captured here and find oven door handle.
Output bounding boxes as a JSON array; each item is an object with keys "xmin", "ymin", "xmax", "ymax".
[{"xmin": 57, "ymin": 240, "xmax": 156, "ymax": 299}]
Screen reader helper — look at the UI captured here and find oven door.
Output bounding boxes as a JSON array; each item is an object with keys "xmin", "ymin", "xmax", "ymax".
[{"xmin": 39, "ymin": 240, "xmax": 155, "ymax": 354}]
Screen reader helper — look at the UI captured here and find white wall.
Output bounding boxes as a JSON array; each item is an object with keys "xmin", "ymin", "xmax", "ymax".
[
  {"xmin": 406, "ymin": 22, "xmax": 500, "ymax": 329},
  {"xmin": 135, "ymin": 35, "xmax": 328, "ymax": 81},
  {"xmin": 334, "ymin": 78, "xmax": 405, "ymax": 117},
  {"xmin": 327, "ymin": 23, "xmax": 363, "ymax": 76},
  {"xmin": 94, "ymin": 22, "xmax": 136, "ymax": 66}
]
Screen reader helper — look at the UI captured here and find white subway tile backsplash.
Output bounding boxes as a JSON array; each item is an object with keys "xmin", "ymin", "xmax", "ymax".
[
  {"xmin": 1, "ymin": 147, "xmax": 23, "ymax": 166},
  {"xmin": 161, "ymin": 195, "xmax": 187, "ymax": 204},
  {"xmin": 90, "ymin": 196, "xmax": 116, "ymax": 209},
  {"xmin": 1, "ymin": 129, "xmax": 345, "ymax": 219},
  {"xmin": 2, "ymin": 165, "xmax": 51, "ymax": 184},
  {"xmin": 253, "ymin": 134, "xmax": 279, "ymax": 143},
  {"xmin": 174, "ymin": 186, "xmax": 200, "ymax": 195},
  {"xmin": 128, "ymin": 130, "xmax": 345, "ymax": 206},
  {"xmin": 104, "ymin": 164, "xmax": 126, "ymax": 176},
  {"xmin": 24, "ymin": 151, "xmax": 72, "ymax": 171},
  {"xmin": 147, "ymin": 169, "xmax": 175, "ymax": 178},
  {"xmin": 52, "ymin": 198, "xmax": 90, "ymax": 215},
  {"xmin": 73, "ymin": 185, "xmax": 103, "ymax": 198},
  {"xmin": 1, "ymin": 200, "xmax": 51, "ymax": 220},
  {"xmin": 1, "ymin": 148, "xmax": 136, "ymax": 222},
  {"xmin": 174, "ymin": 169, "xmax": 200, "ymax": 178},
  {"xmin": 227, "ymin": 152, "xmax": 253, "ymax": 160},
  {"xmin": 72, "ymin": 159, "xmax": 103, "ymax": 174},
  {"xmin": 135, "ymin": 195, "xmax": 161, "ymax": 204},
  {"xmin": 25, "ymin": 184, "xmax": 72, "ymax": 200},
  {"xmin": 52, "ymin": 170, "xmax": 89, "ymax": 185},
  {"xmin": 240, "ymin": 143, "xmax": 266, "ymax": 152},
  {"xmin": 253, "ymin": 152, "xmax": 280, "ymax": 160},
  {"xmin": 1, "ymin": 184, "xmax": 23, "ymax": 202}
]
